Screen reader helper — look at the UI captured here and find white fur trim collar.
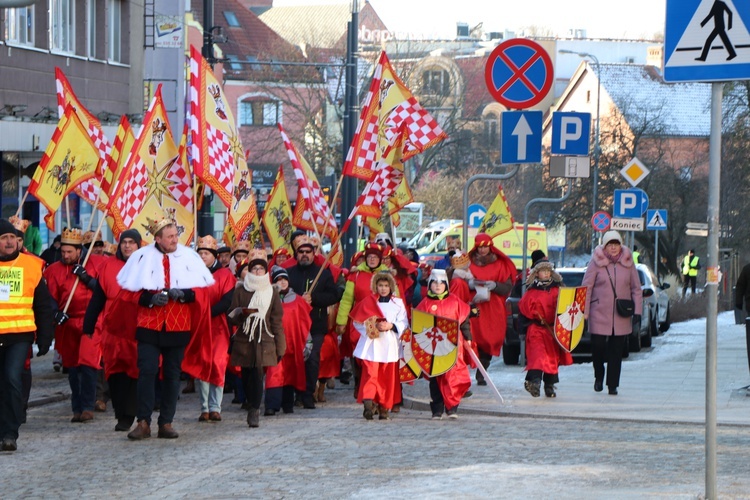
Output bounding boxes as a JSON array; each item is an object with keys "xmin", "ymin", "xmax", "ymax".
[{"xmin": 117, "ymin": 243, "xmax": 215, "ymax": 291}]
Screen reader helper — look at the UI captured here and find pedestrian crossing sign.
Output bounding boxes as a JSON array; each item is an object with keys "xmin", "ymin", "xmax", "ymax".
[
  {"xmin": 665, "ymin": 0, "xmax": 750, "ymax": 82},
  {"xmin": 646, "ymin": 209, "xmax": 668, "ymax": 230}
]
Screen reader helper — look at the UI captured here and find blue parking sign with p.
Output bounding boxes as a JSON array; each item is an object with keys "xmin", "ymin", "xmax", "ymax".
[{"xmin": 551, "ymin": 112, "xmax": 591, "ymax": 156}]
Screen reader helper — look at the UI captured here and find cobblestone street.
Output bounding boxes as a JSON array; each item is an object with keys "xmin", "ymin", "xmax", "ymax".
[{"xmin": 4, "ymin": 377, "xmax": 750, "ymax": 499}]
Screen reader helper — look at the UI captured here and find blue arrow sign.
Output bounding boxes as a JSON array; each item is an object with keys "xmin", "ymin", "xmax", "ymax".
[
  {"xmin": 551, "ymin": 112, "xmax": 591, "ymax": 155},
  {"xmin": 501, "ymin": 111, "xmax": 542, "ymax": 164},
  {"xmin": 468, "ymin": 204, "xmax": 487, "ymax": 228},
  {"xmin": 613, "ymin": 188, "xmax": 649, "ymax": 218},
  {"xmin": 665, "ymin": 0, "xmax": 750, "ymax": 82},
  {"xmin": 646, "ymin": 209, "xmax": 668, "ymax": 230}
]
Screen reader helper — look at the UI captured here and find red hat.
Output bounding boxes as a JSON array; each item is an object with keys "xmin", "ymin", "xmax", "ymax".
[
  {"xmin": 364, "ymin": 242, "xmax": 383, "ymax": 259},
  {"xmin": 474, "ymin": 233, "xmax": 493, "ymax": 247},
  {"xmin": 350, "ymin": 251, "xmax": 364, "ymax": 268}
]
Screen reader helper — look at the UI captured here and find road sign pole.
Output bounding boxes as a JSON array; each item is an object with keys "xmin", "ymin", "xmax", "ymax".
[
  {"xmin": 654, "ymin": 230, "xmax": 659, "ymax": 279},
  {"xmin": 706, "ymin": 82, "xmax": 722, "ymax": 500}
]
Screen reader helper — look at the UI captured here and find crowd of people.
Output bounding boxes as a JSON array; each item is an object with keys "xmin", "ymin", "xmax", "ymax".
[{"xmin": 0, "ymin": 211, "xmax": 647, "ymax": 452}]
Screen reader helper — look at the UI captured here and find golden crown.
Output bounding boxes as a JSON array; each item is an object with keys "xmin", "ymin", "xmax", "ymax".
[
  {"xmin": 232, "ymin": 240, "xmax": 251, "ymax": 255},
  {"xmin": 61, "ymin": 228, "xmax": 84, "ymax": 246},
  {"xmin": 197, "ymin": 235, "xmax": 218, "ymax": 251},
  {"xmin": 142, "ymin": 211, "xmax": 176, "ymax": 236},
  {"xmin": 450, "ymin": 250, "xmax": 470, "ymax": 269},
  {"xmin": 104, "ymin": 242, "xmax": 119, "ymax": 255},
  {"xmin": 8, "ymin": 215, "xmax": 30, "ymax": 234},
  {"xmin": 82, "ymin": 230, "xmax": 103, "ymax": 245},
  {"xmin": 247, "ymin": 248, "xmax": 267, "ymax": 264}
]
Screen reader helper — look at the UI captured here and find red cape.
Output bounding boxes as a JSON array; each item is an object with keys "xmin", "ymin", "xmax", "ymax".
[
  {"xmin": 182, "ymin": 267, "xmax": 235, "ymax": 385},
  {"xmin": 469, "ymin": 252, "xmax": 516, "ymax": 356},
  {"xmin": 265, "ymin": 294, "xmax": 312, "ymax": 390}
]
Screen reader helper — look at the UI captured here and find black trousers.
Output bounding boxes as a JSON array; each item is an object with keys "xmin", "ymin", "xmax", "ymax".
[
  {"xmin": 241, "ymin": 367, "xmax": 264, "ymax": 410},
  {"xmin": 525, "ymin": 369, "xmax": 559, "ymax": 386},
  {"xmin": 265, "ymin": 385, "xmax": 295, "ymax": 412},
  {"xmin": 304, "ymin": 331, "xmax": 326, "ymax": 399},
  {"xmin": 108, "ymin": 372, "xmax": 137, "ymax": 421},
  {"xmin": 683, "ymin": 275, "xmax": 697, "ymax": 295},
  {"xmin": 475, "ymin": 349, "xmax": 492, "ymax": 383},
  {"xmin": 591, "ymin": 334, "xmax": 626, "ymax": 389},
  {"xmin": 136, "ymin": 343, "xmax": 184, "ymax": 426},
  {"xmin": 745, "ymin": 319, "xmax": 750, "ymax": 376}
]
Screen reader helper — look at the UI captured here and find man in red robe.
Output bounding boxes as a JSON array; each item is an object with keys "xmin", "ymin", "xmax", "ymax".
[
  {"xmin": 183, "ymin": 235, "xmax": 236, "ymax": 423},
  {"xmin": 468, "ymin": 233, "xmax": 516, "ymax": 385},
  {"xmin": 44, "ymin": 228, "xmax": 106, "ymax": 423},
  {"xmin": 117, "ymin": 216, "xmax": 214, "ymax": 440},
  {"xmin": 82, "ymin": 229, "xmax": 142, "ymax": 432}
]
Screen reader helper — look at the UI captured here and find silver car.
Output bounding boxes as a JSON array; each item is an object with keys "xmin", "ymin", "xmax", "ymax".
[{"xmin": 636, "ymin": 263, "xmax": 672, "ymax": 336}]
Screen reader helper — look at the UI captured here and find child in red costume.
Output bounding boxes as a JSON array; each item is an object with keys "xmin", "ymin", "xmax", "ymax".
[
  {"xmin": 518, "ymin": 260, "xmax": 572, "ymax": 398},
  {"xmin": 415, "ymin": 269, "xmax": 473, "ymax": 420}
]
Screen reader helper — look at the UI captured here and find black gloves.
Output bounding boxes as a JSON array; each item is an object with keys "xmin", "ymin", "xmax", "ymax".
[
  {"xmin": 150, "ymin": 292, "xmax": 169, "ymax": 307},
  {"xmin": 167, "ymin": 288, "xmax": 185, "ymax": 301},
  {"xmin": 53, "ymin": 310, "xmax": 69, "ymax": 325},
  {"xmin": 36, "ymin": 345, "xmax": 50, "ymax": 357},
  {"xmin": 469, "ymin": 306, "xmax": 480, "ymax": 318},
  {"xmin": 72, "ymin": 264, "xmax": 92, "ymax": 285}
]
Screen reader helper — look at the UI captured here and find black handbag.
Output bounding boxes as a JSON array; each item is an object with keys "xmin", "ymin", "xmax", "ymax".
[
  {"xmin": 605, "ymin": 268, "xmax": 635, "ymax": 318},
  {"xmin": 615, "ymin": 298, "xmax": 635, "ymax": 317}
]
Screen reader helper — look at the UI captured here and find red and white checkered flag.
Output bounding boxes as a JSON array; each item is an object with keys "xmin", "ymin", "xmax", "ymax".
[
  {"xmin": 278, "ymin": 124, "xmax": 337, "ymax": 237},
  {"xmin": 343, "ymin": 51, "xmax": 446, "ymax": 182}
]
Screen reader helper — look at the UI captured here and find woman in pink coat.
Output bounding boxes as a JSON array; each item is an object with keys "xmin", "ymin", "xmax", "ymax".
[{"xmin": 581, "ymin": 230, "xmax": 642, "ymax": 395}]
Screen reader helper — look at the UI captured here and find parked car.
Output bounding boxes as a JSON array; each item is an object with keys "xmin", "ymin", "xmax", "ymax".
[
  {"xmin": 636, "ymin": 263, "xmax": 672, "ymax": 335},
  {"xmin": 502, "ymin": 266, "xmax": 652, "ymax": 364}
]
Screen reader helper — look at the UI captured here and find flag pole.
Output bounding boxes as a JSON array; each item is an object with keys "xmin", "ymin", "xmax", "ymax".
[
  {"xmin": 318, "ymin": 169, "xmax": 346, "ymax": 239},
  {"xmin": 65, "ymin": 195, "xmax": 72, "ymax": 229},
  {"xmin": 14, "ymin": 190, "xmax": 31, "ymax": 218},
  {"xmin": 193, "ymin": 177, "xmax": 199, "ymax": 247},
  {"xmin": 306, "ymin": 202, "xmax": 360, "ymax": 294},
  {"xmin": 62, "ymin": 213, "xmax": 108, "ymax": 315},
  {"xmin": 84, "ymin": 189, "xmax": 104, "ymax": 232},
  {"xmin": 389, "ymin": 212, "xmax": 398, "ymax": 247}
]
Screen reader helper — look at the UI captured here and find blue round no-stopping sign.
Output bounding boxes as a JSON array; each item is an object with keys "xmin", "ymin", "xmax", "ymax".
[{"xmin": 484, "ymin": 38, "xmax": 554, "ymax": 110}]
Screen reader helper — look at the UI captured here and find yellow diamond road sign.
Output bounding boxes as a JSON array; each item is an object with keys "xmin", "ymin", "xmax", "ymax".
[{"xmin": 620, "ymin": 157, "xmax": 649, "ymax": 187}]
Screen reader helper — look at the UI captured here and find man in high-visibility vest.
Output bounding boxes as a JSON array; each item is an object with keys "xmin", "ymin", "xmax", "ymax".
[
  {"xmin": 682, "ymin": 249, "xmax": 700, "ymax": 297},
  {"xmin": 0, "ymin": 218, "xmax": 54, "ymax": 452}
]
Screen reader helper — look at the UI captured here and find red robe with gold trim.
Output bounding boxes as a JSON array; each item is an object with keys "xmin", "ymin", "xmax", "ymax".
[
  {"xmin": 44, "ymin": 255, "xmax": 105, "ymax": 369},
  {"xmin": 416, "ymin": 294, "xmax": 472, "ymax": 409}
]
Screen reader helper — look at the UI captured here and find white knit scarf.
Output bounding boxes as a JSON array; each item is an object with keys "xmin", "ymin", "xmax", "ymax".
[{"xmin": 242, "ymin": 272, "xmax": 274, "ymax": 342}]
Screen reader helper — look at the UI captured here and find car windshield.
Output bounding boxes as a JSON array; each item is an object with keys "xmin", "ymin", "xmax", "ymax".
[{"xmin": 559, "ymin": 272, "xmax": 584, "ymax": 287}]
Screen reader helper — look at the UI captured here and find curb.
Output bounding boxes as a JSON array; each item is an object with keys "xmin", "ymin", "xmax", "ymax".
[{"xmin": 401, "ymin": 396, "xmax": 750, "ymax": 428}]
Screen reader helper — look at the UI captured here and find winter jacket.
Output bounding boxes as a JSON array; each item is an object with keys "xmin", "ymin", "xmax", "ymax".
[
  {"xmin": 228, "ymin": 286, "xmax": 285, "ymax": 368},
  {"xmin": 582, "ymin": 245, "xmax": 643, "ymax": 336}
]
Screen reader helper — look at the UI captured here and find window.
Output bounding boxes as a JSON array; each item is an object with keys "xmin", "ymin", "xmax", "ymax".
[
  {"xmin": 226, "ymin": 54, "xmax": 242, "ymax": 71},
  {"xmin": 239, "ymin": 100, "xmax": 281, "ymax": 126},
  {"xmin": 51, "ymin": 0, "xmax": 75, "ymax": 53},
  {"xmin": 5, "ymin": 6, "xmax": 34, "ymax": 45},
  {"xmin": 421, "ymin": 69, "xmax": 450, "ymax": 96},
  {"xmin": 107, "ymin": 0, "xmax": 121, "ymax": 62},
  {"xmin": 223, "ymin": 11, "xmax": 240, "ymax": 27},
  {"xmin": 86, "ymin": 0, "xmax": 95, "ymax": 57}
]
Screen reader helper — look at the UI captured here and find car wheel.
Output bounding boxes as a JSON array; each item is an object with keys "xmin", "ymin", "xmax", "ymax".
[
  {"xmin": 659, "ymin": 306, "xmax": 671, "ymax": 333},
  {"xmin": 628, "ymin": 328, "xmax": 641, "ymax": 352},
  {"xmin": 643, "ymin": 314, "xmax": 654, "ymax": 348},
  {"xmin": 502, "ymin": 343, "xmax": 520, "ymax": 366}
]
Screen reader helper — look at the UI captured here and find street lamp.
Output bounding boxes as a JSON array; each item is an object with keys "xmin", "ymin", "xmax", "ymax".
[{"xmin": 559, "ymin": 49, "xmax": 601, "ymax": 254}]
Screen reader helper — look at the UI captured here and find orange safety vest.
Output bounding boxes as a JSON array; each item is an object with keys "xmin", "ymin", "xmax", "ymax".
[{"xmin": 0, "ymin": 253, "xmax": 43, "ymax": 334}]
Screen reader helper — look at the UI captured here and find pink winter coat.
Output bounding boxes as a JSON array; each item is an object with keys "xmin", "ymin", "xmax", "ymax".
[{"xmin": 581, "ymin": 245, "xmax": 643, "ymax": 336}]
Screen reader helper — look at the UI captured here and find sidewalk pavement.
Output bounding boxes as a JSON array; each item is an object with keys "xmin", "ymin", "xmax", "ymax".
[
  {"xmin": 29, "ymin": 313, "xmax": 750, "ymax": 426},
  {"xmin": 402, "ymin": 312, "xmax": 750, "ymax": 427}
]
